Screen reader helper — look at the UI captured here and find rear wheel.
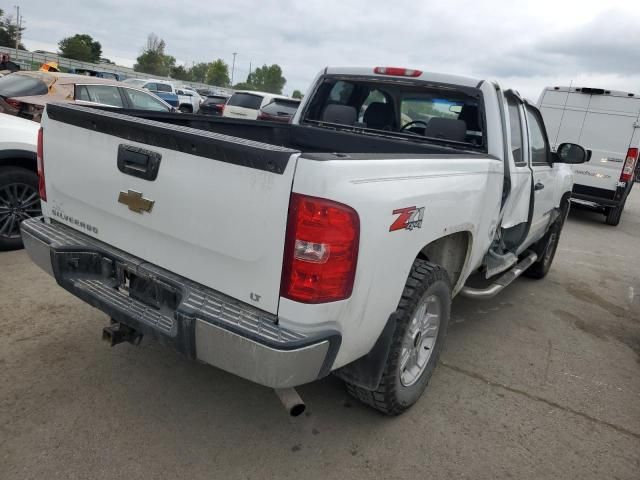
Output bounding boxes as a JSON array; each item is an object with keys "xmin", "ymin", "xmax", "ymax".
[
  {"xmin": 345, "ymin": 260, "xmax": 451, "ymax": 415},
  {"xmin": 179, "ymin": 105, "xmax": 192, "ymax": 113},
  {"xmin": 0, "ymin": 167, "xmax": 41, "ymax": 250},
  {"xmin": 604, "ymin": 201, "xmax": 625, "ymax": 226}
]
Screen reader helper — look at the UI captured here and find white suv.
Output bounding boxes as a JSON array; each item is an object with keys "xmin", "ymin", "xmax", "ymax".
[{"xmin": 223, "ymin": 91, "xmax": 294, "ymax": 120}]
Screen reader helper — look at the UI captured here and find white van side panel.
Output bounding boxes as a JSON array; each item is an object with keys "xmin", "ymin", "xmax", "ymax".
[{"xmin": 539, "ymin": 89, "xmax": 640, "ymax": 194}]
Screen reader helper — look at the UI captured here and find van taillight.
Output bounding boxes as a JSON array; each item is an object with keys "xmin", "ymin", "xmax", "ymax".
[
  {"xmin": 621, "ymin": 148, "xmax": 638, "ymax": 182},
  {"xmin": 281, "ymin": 194, "xmax": 359, "ymax": 303},
  {"xmin": 36, "ymin": 127, "xmax": 46, "ymax": 201}
]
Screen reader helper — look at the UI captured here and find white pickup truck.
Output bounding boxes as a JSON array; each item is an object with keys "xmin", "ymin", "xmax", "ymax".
[{"xmin": 21, "ymin": 66, "xmax": 589, "ymax": 415}]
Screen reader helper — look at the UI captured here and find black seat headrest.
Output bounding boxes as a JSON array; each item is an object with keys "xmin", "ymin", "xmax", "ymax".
[
  {"xmin": 363, "ymin": 102, "xmax": 395, "ymax": 130},
  {"xmin": 423, "ymin": 118, "xmax": 467, "ymax": 142},
  {"xmin": 321, "ymin": 104, "xmax": 357, "ymax": 126}
]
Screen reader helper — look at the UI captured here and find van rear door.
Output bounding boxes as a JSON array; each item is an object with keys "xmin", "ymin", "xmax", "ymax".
[{"xmin": 540, "ymin": 88, "xmax": 640, "ymax": 195}]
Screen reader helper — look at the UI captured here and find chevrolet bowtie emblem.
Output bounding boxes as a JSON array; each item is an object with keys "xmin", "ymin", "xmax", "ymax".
[{"xmin": 118, "ymin": 190, "xmax": 155, "ymax": 214}]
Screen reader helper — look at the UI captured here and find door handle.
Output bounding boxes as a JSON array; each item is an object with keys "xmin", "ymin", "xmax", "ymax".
[
  {"xmin": 117, "ymin": 144, "xmax": 162, "ymax": 181},
  {"xmin": 534, "ymin": 182, "xmax": 545, "ymax": 191}
]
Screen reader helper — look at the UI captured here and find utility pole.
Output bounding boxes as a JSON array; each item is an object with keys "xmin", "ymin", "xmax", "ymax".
[
  {"xmin": 14, "ymin": 5, "xmax": 21, "ymax": 56},
  {"xmin": 231, "ymin": 52, "xmax": 238, "ymax": 86}
]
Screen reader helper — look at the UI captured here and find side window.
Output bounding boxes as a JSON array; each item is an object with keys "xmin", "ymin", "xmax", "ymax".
[
  {"xmin": 77, "ymin": 85, "xmax": 124, "ymax": 108},
  {"xmin": 156, "ymin": 83, "xmax": 172, "ymax": 93},
  {"xmin": 526, "ymin": 106, "xmax": 551, "ymax": 166},
  {"xmin": 506, "ymin": 97, "xmax": 525, "ymax": 166},
  {"xmin": 144, "ymin": 83, "xmax": 157, "ymax": 92},
  {"xmin": 76, "ymin": 85, "xmax": 91, "ymax": 102},
  {"xmin": 122, "ymin": 88, "xmax": 170, "ymax": 111}
]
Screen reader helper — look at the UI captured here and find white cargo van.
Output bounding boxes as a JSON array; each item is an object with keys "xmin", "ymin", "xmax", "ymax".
[{"xmin": 538, "ymin": 86, "xmax": 639, "ymax": 225}]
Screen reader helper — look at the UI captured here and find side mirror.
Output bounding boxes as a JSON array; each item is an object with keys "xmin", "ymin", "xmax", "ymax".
[{"xmin": 553, "ymin": 142, "xmax": 590, "ymax": 164}]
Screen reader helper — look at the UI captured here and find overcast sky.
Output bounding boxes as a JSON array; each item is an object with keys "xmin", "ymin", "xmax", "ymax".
[{"xmin": 13, "ymin": 0, "xmax": 640, "ymax": 100}]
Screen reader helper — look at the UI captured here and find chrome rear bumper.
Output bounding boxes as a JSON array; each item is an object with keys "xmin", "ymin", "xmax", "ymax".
[{"xmin": 20, "ymin": 217, "xmax": 340, "ymax": 388}]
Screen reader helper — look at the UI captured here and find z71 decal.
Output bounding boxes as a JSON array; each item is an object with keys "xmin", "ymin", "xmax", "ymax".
[{"xmin": 389, "ymin": 206, "xmax": 425, "ymax": 232}]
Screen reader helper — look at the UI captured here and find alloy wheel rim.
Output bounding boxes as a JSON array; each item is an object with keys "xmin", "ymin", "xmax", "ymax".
[
  {"xmin": 400, "ymin": 294, "xmax": 442, "ymax": 387},
  {"xmin": 0, "ymin": 182, "xmax": 41, "ymax": 239}
]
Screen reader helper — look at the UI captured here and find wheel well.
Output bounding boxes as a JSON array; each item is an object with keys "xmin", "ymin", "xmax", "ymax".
[
  {"xmin": 0, "ymin": 155, "xmax": 37, "ymax": 173},
  {"xmin": 179, "ymin": 104, "xmax": 193, "ymax": 112},
  {"xmin": 417, "ymin": 231, "xmax": 472, "ymax": 290}
]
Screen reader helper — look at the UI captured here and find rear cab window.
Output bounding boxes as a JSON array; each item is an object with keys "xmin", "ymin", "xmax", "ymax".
[
  {"xmin": 0, "ymin": 74, "xmax": 49, "ymax": 97},
  {"xmin": 227, "ymin": 93, "xmax": 264, "ymax": 110},
  {"xmin": 302, "ymin": 75, "xmax": 486, "ymax": 151}
]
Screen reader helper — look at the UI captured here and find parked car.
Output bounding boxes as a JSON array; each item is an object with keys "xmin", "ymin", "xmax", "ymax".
[
  {"xmin": 0, "ymin": 113, "xmax": 39, "ymax": 249},
  {"xmin": 68, "ymin": 68, "xmax": 125, "ymax": 81},
  {"xmin": 199, "ymin": 94, "xmax": 229, "ymax": 116},
  {"xmin": 0, "ymin": 72, "xmax": 174, "ymax": 121},
  {"xmin": 23, "ymin": 66, "xmax": 588, "ymax": 415},
  {"xmin": 539, "ymin": 86, "xmax": 639, "ymax": 225},
  {"xmin": 257, "ymin": 98, "xmax": 300, "ymax": 122},
  {"xmin": 122, "ymin": 79, "xmax": 200, "ymax": 113},
  {"xmin": 223, "ymin": 90, "xmax": 294, "ymax": 120}
]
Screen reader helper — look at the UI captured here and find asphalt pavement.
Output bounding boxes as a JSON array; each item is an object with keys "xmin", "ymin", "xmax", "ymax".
[{"xmin": 1, "ymin": 190, "xmax": 639, "ymax": 479}]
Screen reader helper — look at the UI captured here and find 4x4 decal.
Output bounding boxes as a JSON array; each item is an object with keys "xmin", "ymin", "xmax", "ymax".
[{"xmin": 389, "ymin": 206, "xmax": 425, "ymax": 232}]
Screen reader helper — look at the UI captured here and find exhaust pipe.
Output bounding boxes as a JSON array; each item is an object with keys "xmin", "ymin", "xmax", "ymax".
[
  {"xmin": 274, "ymin": 388, "xmax": 306, "ymax": 417},
  {"xmin": 102, "ymin": 320, "xmax": 143, "ymax": 347}
]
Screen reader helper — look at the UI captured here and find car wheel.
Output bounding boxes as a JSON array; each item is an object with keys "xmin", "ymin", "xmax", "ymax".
[
  {"xmin": 179, "ymin": 105, "xmax": 192, "ymax": 113},
  {"xmin": 0, "ymin": 167, "xmax": 41, "ymax": 250},
  {"xmin": 605, "ymin": 201, "xmax": 625, "ymax": 226},
  {"xmin": 345, "ymin": 260, "xmax": 451, "ymax": 415}
]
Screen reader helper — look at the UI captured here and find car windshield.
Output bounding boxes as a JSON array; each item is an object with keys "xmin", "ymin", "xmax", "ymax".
[
  {"xmin": 0, "ymin": 74, "xmax": 49, "ymax": 97},
  {"xmin": 303, "ymin": 76, "xmax": 484, "ymax": 149},
  {"xmin": 204, "ymin": 96, "xmax": 227, "ymax": 105},
  {"xmin": 227, "ymin": 93, "xmax": 263, "ymax": 110}
]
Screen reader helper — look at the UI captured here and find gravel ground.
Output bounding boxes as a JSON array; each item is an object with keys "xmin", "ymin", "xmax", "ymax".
[{"xmin": 1, "ymin": 190, "xmax": 639, "ymax": 480}]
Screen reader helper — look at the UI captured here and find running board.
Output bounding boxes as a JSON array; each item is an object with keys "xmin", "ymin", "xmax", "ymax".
[{"xmin": 460, "ymin": 251, "xmax": 538, "ymax": 299}]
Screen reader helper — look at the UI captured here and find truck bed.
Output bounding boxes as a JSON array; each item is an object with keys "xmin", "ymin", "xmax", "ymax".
[{"xmin": 86, "ymin": 106, "xmax": 485, "ymax": 158}]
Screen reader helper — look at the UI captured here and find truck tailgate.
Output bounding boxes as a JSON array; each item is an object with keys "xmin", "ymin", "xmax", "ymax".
[{"xmin": 41, "ymin": 104, "xmax": 300, "ymax": 314}]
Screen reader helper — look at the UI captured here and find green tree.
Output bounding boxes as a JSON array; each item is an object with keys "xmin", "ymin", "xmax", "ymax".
[
  {"xmin": 134, "ymin": 33, "xmax": 175, "ymax": 76},
  {"xmin": 205, "ymin": 59, "xmax": 230, "ymax": 87},
  {"xmin": 233, "ymin": 82, "xmax": 255, "ymax": 91},
  {"xmin": 246, "ymin": 64, "xmax": 286, "ymax": 94},
  {"xmin": 0, "ymin": 9, "xmax": 25, "ymax": 49},
  {"xmin": 189, "ymin": 62, "xmax": 209, "ymax": 83},
  {"xmin": 292, "ymin": 90, "xmax": 303, "ymax": 99},
  {"xmin": 170, "ymin": 64, "xmax": 190, "ymax": 81},
  {"xmin": 58, "ymin": 34, "xmax": 102, "ymax": 62}
]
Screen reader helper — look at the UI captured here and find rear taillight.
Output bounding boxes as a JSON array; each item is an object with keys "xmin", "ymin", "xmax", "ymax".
[
  {"xmin": 5, "ymin": 98, "xmax": 22, "ymax": 109},
  {"xmin": 374, "ymin": 67, "xmax": 422, "ymax": 77},
  {"xmin": 621, "ymin": 148, "xmax": 638, "ymax": 182},
  {"xmin": 281, "ymin": 194, "xmax": 359, "ymax": 303},
  {"xmin": 36, "ymin": 127, "xmax": 46, "ymax": 201}
]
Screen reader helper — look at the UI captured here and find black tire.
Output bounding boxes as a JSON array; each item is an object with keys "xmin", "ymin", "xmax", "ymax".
[
  {"xmin": 605, "ymin": 201, "xmax": 624, "ymax": 226},
  {"xmin": 524, "ymin": 197, "xmax": 569, "ymax": 279},
  {"xmin": 0, "ymin": 167, "xmax": 41, "ymax": 251},
  {"xmin": 345, "ymin": 260, "xmax": 451, "ymax": 415},
  {"xmin": 179, "ymin": 105, "xmax": 192, "ymax": 113}
]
